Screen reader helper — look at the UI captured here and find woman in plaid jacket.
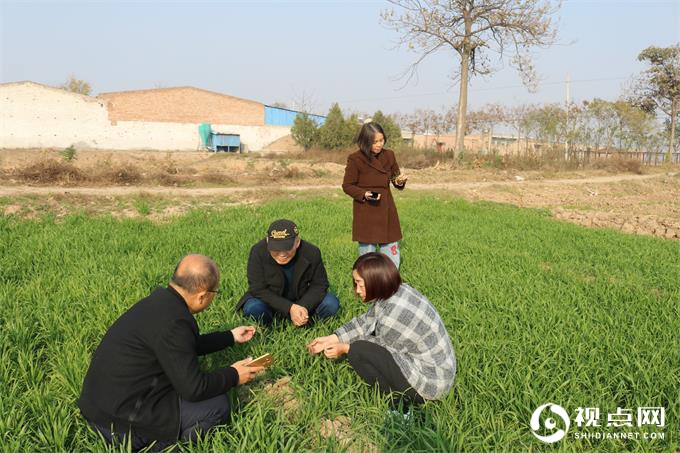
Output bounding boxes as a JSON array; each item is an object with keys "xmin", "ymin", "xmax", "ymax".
[{"xmin": 307, "ymin": 253, "xmax": 456, "ymax": 406}]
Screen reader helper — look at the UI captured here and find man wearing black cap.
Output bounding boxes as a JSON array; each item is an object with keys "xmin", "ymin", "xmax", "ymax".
[{"xmin": 237, "ymin": 219, "xmax": 340, "ymax": 326}]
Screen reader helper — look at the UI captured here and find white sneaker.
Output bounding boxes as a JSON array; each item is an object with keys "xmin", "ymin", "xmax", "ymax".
[{"xmin": 386, "ymin": 408, "xmax": 412, "ymax": 422}]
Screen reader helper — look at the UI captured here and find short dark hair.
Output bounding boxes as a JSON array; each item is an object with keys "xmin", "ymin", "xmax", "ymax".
[
  {"xmin": 352, "ymin": 252, "xmax": 401, "ymax": 302},
  {"xmin": 356, "ymin": 122, "xmax": 387, "ymax": 160},
  {"xmin": 171, "ymin": 255, "xmax": 220, "ymax": 294}
]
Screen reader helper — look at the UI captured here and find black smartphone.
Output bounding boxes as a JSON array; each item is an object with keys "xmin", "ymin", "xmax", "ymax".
[{"xmin": 367, "ymin": 191, "xmax": 380, "ymax": 201}]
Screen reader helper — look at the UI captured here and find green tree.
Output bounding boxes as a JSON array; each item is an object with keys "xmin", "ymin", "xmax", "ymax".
[
  {"xmin": 582, "ymin": 99, "xmax": 619, "ymax": 150},
  {"xmin": 382, "ymin": 0, "xmax": 560, "ymax": 155},
  {"xmin": 371, "ymin": 111, "xmax": 403, "ymax": 148},
  {"xmin": 61, "ymin": 75, "xmax": 92, "ymax": 95},
  {"xmin": 318, "ymin": 103, "xmax": 348, "ymax": 149},
  {"xmin": 345, "ymin": 114, "xmax": 362, "ymax": 148},
  {"xmin": 612, "ymin": 101, "xmax": 657, "ymax": 152},
  {"xmin": 291, "ymin": 113, "xmax": 319, "ymax": 151},
  {"xmin": 524, "ymin": 104, "xmax": 565, "ymax": 146},
  {"xmin": 666, "ymin": 118, "xmax": 680, "ymax": 153},
  {"xmin": 631, "ymin": 44, "xmax": 680, "ymax": 161}
]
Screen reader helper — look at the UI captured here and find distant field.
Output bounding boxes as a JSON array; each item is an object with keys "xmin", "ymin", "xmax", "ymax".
[{"xmin": 1, "ymin": 196, "xmax": 678, "ymax": 451}]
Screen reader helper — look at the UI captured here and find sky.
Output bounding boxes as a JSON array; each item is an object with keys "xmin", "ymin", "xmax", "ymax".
[{"xmin": 1, "ymin": 0, "xmax": 679, "ymax": 117}]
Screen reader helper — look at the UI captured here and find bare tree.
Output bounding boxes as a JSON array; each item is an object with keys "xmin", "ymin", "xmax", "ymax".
[
  {"xmin": 291, "ymin": 89, "xmax": 317, "ymax": 114},
  {"xmin": 504, "ymin": 104, "xmax": 531, "ymax": 154},
  {"xmin": 394, "ymin": 111, "xmax": 423, "ymax": 146},
  {"xmin": 430, "ymin": 105, "xmax": 454, "ymax": 129},
  {"xmin": 467, "ymin": 103, "xmax": 505, "ymax": 152},
  {"xmin": 417, "ymin": 108, "xmax": 435, "ymax": 146},
  {"xmin": 382, "ymin": 0, "xmax": 560, "ymax": 155},
  {"xmin": 429, "ymin": 109, "xmax": 446, "ymax": 148}
]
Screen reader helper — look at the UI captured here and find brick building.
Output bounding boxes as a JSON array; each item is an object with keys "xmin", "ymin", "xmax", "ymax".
[{"xmin": 98, "ymin": 87, "xmax": 265, "ymax": 126}]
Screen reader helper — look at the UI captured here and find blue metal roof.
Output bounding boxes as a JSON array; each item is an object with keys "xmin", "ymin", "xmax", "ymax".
[{"xmin": 264, "ymin": 106, "xmax": 326, "ymax": 127}]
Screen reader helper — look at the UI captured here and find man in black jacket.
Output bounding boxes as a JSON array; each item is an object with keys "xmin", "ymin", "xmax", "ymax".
[
  {"xmin": 237, "ymin": 219, "xmax": 340, "ymax": 326},
  {"xmin": 79, "ymin": 254, "xmax": 263, "ymax": 451}
]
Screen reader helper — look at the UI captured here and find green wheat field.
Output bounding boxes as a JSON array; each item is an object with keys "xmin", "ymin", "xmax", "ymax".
[{"xmin": 1, "ymin": 194, "xmax": 678, "ymax": 452}]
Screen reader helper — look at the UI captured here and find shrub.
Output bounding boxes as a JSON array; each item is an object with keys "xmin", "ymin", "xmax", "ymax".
[
  {"xmin": 60, "ymin": 145, "xmax": 77, "ymax": 162},
  {"xmin": 371, "ymin": 111, "xmax": 403, "ymax": 148},
  {"xmin": 592, "ymin": 156, "xmax": 643, "ymax": 174},
  {"xmin": 14, "ymin": 159, "xmax": 85, "ymax": 184},
  {"xmin": 291, "ymin": 113, "xmax": 319, "ymax": 151},
  {"xmin": 99, "ymin": 164, "xmax": 142, "ymax": 185}
]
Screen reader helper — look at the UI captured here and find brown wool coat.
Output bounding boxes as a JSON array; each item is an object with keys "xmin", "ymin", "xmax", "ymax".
[{"xmin": 342, "ymin": 149, "xmax": 405, "ymax": 244}]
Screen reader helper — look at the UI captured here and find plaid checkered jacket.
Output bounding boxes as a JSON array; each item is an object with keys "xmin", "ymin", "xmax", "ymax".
[{"xmin": 335, "ymin": 284, "xmax": 456, "ymax": 400}]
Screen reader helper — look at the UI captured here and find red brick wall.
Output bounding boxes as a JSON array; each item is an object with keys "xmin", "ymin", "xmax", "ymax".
[{"xmin": 98, "ymin": 87, "xmax": 264, "ymax": 126}]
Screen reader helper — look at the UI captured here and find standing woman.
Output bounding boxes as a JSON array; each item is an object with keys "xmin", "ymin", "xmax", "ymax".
[
  {"xmin": 342, "ymin": 122, "xmax": 408, "ymax": 269},
  {"xmin": 307, "ymin": 253, "xmax": 456, "ymax": 408}
]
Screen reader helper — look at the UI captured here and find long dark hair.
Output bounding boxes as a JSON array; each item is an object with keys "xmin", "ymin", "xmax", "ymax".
[
  {"xmin": 352, "ymin": 252, "xmax": 401, "ymax": 302},
  {"xmin": 356, "ymin": 122, "xmax": 387, "ymax": 161}
]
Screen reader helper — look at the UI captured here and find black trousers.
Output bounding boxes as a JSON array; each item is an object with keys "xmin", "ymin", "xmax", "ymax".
[
  {"xmin": 347, "ymin": 340, "xmax": 425, "ymax": 407},
  {"xmin": 87, "ymin": 394, "xmax": 231, "ymax": 452}
]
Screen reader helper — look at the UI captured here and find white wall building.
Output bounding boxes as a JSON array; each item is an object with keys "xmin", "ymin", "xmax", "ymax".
[{"xmin": 0, "ymin": 82, "xmax": 291, "ymax": 151}]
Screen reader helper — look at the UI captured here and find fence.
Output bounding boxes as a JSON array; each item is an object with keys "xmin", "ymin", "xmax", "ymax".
[{"xmin": 568, "ymin": 149, "xmax": 680, "ymax": 165}]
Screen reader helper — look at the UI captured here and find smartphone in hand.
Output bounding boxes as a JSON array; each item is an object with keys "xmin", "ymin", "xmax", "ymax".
[{"xmin": 366, "ymin": 191, "xmax": 381, "ymax": 201}]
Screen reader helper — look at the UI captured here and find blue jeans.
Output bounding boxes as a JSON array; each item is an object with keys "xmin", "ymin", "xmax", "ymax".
[
  {"xmin": 242, "ymin": 292, "xmax": 340, "ymax": 325},
  {"xmin": 358, "ymin": 241, "xmax": 400, "ymax": 269}
]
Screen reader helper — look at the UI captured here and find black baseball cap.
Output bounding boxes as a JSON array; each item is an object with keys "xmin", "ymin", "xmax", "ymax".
[{"xmin": 266, "ymin": 219, "xmax": 299, "ymax": 251}]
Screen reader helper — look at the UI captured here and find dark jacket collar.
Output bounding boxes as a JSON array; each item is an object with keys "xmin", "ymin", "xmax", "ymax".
[
  {"xmin": 291, "ymin": 251, "xmax": 310, "ymax": 286},
  {"xmin": 358, "ymin": 149, "xmax": 388, "ymax": 174},
  {"xmin": 165, "ymin": 285, "xmax": 191, "ymax": 313},
  {"xmin": 260, "ymin": 240, "xmax": 312, "ymax": 286}
]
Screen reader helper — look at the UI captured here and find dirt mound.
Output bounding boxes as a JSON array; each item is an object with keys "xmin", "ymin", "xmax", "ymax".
[
  {"xmin": 320, "ymin": 416, "xmax": 352, "ymax": 443},
  {"xmin": 13, "ymin": 159, "xmax": 87, "ymax": 184},
  {"xmin": 592, "ymin": 156, "xmax": 643, "ymax": 174},
  {"xmin": 3, "ymin": 204, "xmax": 21, "ymax": 215},
  {"xmin": 8, "ymin": 159, "xmax": 147, "ymax": 186},
  {"xmin": 262, "ymin": 376, "xmax": 300, "ymax": 413},
  {"xmin": 319, "ymin": 415, "xmax": 378, "ymax": 453},
  {"xmin": 98, "ymin": 164, "xmax": 143, "ymax": 184},
  {"xmin": 261, "ymin": 134, "xmax": 302, "ymax": 153}
]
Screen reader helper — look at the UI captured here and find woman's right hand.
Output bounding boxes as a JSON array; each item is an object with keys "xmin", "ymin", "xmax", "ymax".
[
  {"xmin": 323, "ymin": 343, "xmax": 349, "ymax": 359},
  {"xmin": 306, "ymin": 334, "xmax": 340, "ymax": 354},
  {"xmin": 231, "ymin": 357, "xmax": 264, "ymax": 385},
  {"xmin": 394, "ymin": 173, "xmax": 408, "ymax": 185}
]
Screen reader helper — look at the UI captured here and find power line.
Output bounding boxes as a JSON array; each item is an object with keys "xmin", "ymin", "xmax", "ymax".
[
  {"xmin": 562, "ymin": 0, "xmax": 677, "ymax": 6},
  {"xmin": 340, "ymin": 76, "xmax": 629, "ymax": 104}
]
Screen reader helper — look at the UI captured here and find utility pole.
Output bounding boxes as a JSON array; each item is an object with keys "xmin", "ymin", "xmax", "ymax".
[{"xmin": 565, "ymin": 74, "xmax": 571, "ymax": 160}]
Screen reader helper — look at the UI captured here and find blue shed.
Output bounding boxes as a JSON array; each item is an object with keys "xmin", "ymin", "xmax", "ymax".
[
  {"xmin": 264, "ymin": 106, "xmax": 326, "ymax": 127},
  {"xmin": 209, "ymin": 133, "xmax": 240, "ymax": 152}
]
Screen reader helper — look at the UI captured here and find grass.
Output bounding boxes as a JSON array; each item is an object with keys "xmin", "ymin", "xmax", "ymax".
[{"xmin": 1, "ymin": 195, "xmax": 678, "ymax": 451}]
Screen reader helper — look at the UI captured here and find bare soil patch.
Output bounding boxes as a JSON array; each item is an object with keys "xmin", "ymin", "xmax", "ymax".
[
  {"xmin": 1, "ymin": 149, "xmax": 678, "ymax": 240},
  {"xmin": 318, "ymin": 415, "xmax": 379, "ymax": 453},
  {"xmin": 449, "ymin": 173, "xmax": 680, "ymax": 239},
  {"xmin": 261, "ymin": 376, "xmax": 300, "ymax": 413}
]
